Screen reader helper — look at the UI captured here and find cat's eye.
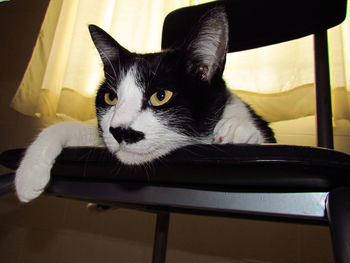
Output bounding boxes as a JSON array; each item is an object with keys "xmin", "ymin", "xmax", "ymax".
[
  {"xmin": 149, "ymin": 90, "xmax": 173, "ymax": 107},
  {"xmin": 104, "ymin": 92, "xmax": 117, "ymax": 106}
]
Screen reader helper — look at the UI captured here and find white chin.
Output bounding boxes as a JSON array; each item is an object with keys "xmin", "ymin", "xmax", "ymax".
[{"xmin": 116, "ymin": 150, "xmax": 161, "ymax": 165}]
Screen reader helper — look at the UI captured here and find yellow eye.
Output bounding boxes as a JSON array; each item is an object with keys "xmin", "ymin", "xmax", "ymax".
[
  {"xmin": 104, "ymin": 92, "xmax": 117, "ymax": 106},
  {"xmin": 149, "ymin": 90, "xmax": 173, "ymax": 107}
]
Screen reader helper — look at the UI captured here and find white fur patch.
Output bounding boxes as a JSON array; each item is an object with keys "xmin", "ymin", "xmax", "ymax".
[
  {"xmin": 116, "ymin": 109, "xmax": 191, "ymax": 164},
  {"xmin": 99, "ymin": 66, "xmax": 207, "ymax": 164},
  {"xmin": 15, "ymin": 122, "xmax": 101, "ymax": 202},
  {"xmin": 99, "ymin": 107, "xmax": 119, "ymax": 153},
  {"xmin": 213, "ymin": 94, "xmax": 265, "ymax": 144},
  {"xmin": 111, "ymin": 67, "xmax": 143, "ymax": 127}
]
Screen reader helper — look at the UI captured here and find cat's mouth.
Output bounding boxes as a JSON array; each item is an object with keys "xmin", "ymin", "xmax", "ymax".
[
  {"xmin": 102, "ymin": 128, "xmax": 165, "ymax": 164},
  {"xmin": 115, "ymin": 144, "xmax": 165, "ymax": 165}
]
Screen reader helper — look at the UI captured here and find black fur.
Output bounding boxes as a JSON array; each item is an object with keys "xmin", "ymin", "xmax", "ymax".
[
  {"xmin": 90, "ymin": 26, "xmax": 229, "ymax": 139},
  {"xmin": 89, "ymin": 7, "xmax": 275, "ymax": 145},
  {"xmin": 109, "ymin": 127, "xmax": 145, "ymax": 144}
]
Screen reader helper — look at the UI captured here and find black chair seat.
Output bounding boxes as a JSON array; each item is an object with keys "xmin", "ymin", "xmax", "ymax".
[{"xmin": 1, "ymin": 144, "xmax": 350, "ymax": 192}]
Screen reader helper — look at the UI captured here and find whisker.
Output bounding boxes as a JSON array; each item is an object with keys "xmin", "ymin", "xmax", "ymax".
[{"xmin": 104, "ymin": 71, "xmax": 117, "ymax": 83}]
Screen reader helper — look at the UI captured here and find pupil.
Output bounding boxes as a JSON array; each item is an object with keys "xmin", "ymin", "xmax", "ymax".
[
  {"xmin": 157, "ymin": 90, "xmax": 165, "ymax": 101},
  {"xmin": 109, "ymin": 93, "xmax": 115, "ymax": 101}
]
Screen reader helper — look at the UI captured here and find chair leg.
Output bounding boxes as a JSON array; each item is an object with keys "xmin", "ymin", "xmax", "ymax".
[
  {"xmin": 314, "ymin": 31, "xmax": 334, "ymax": 149},
  {"xmin": 326, "ymin": 187, "xmax": 350, "ymax": 263},
  {"xmin": 152, "ymin": 212, "xmax": 170, "ymax": 263}
]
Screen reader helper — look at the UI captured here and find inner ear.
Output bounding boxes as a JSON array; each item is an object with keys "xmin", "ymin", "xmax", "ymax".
[
  {"xmin": 198, "ymin": 65, "xmax": 209, "ymax": 81},
  {"xmin": 184, "ymin": 7, "xmax": 229, "ymax": 83}
]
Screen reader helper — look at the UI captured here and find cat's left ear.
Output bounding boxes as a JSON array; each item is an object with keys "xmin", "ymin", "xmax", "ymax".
[
  {"xmin": 88, "ymin": 25, "xmax": 131, "ymax": 74},
  {"xmin": 184, "ymin": 7, "xmax": 229, "ymax": 83}
]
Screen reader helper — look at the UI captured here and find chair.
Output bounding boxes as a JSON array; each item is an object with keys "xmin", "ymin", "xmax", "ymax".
[{"xmin": 0, "ymin": 0, "xmax": 349, "ymax": 262}]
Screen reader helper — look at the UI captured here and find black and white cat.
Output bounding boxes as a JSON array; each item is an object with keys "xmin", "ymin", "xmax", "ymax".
[{"xmin": 15, "ymin": 8, "xmax": 275, "ymax": 202}]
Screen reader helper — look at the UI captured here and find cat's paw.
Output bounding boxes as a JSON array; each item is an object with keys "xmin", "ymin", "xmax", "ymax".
[
  {"xmin": 213, "ymin": 117, "xmax": 263, "ymax": 144},
  {"xmin": 15, "ymin": 160, "xmax": 52, "ymax": 203}
]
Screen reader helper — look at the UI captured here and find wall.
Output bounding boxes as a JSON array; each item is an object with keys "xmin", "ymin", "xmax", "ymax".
[{"xmin": 0, "ymin": 0, "xmax": 334, "ymax": 262}]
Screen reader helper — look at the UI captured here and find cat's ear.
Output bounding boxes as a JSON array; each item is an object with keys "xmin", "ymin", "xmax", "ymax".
[
  {"xmin": 184, "ymin": 7, "xmax": 229, "ymax": 83},
  {"xmin": 88, "ymin": 25, "xmax": 130, "ymax": 72}
]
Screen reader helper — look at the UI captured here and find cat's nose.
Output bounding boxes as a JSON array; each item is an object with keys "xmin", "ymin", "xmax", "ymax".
[{"xmin": 109, "ymin": 127, "xmax": 145, "ymax": 144}]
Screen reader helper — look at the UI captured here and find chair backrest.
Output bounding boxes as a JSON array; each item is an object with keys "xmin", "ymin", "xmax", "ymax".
[
  {"xmin": 162, "ymin": 0, "xmax": 347, "ymax": 149},
  {"xmin": 162, "ymin": 0, "xmax": 347, "ymax": 52}
]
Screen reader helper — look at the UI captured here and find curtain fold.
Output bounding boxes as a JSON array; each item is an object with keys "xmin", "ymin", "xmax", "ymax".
[
  {"xmin": 11, "ymin": 0, "xmax": 350, "ymax": 125},
  {"xmin": 224, "ymin": 3, "xmax": 350, "ymax": 122}
]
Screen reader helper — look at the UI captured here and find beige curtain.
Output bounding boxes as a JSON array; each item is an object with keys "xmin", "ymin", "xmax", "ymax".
[
  {"xmin": 224, "ymin": 3, "xmax": 350, "ymax": 123},
  {"xmin": 11, "ymin": 0, "xmax": 350, "ymax": 125},
  {"xmin": 11, "ymin": 0, "xmax": 211, "ymax": 123}
]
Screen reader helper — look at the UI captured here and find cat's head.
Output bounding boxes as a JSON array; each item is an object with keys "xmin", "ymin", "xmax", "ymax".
[{"xmin": 89, "ymin": 7, "xmax": 229, "ymax": 164}]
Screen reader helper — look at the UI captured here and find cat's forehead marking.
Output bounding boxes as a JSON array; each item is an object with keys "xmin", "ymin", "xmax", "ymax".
[
  {"xmin": 110, "ymin": 66, "xmax": 143, "ymax": 128},
  {"xmin": 117, "ymin": 66, "xmax": 142, "ymax": 98}
]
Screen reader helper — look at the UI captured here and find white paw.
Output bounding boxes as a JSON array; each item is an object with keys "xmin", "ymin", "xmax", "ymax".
[
  {"xmin": 15, "ymin": 160, "xmax": 52, "ymax": 203},
  {"xmin": 213, "ymin": 117, "xmax": 263, "ymax": 144},
  {"xmin": 13, "ymin": 121, "xmax": 101, "ymax": 202}
]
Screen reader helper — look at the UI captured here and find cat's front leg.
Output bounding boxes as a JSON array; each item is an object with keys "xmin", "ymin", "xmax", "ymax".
[
  {"xmin": 15, "ymin": 122, "xmax": 102, "ymax": 202},
  {"xmin": 213, "ymin": 94, "xmax": 265, "ymax": 144}
]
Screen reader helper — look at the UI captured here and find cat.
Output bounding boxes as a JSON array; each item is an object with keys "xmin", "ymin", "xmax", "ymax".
[{"xmin": 15, "ymin": 7, "xmax": 275, "ymax": 203}]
